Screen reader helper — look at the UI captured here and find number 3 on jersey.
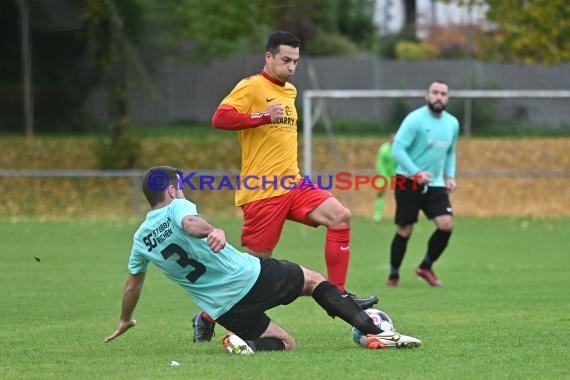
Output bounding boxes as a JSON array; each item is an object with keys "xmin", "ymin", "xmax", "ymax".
[{"xmin": 160, "ymin": 243, "xmax": 205, "ymax": 283}]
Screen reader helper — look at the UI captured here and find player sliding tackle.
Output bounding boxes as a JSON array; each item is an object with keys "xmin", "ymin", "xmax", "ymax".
[{"xmin": 104, "ymin": 166, "xmax": 421, "ymax": 353}]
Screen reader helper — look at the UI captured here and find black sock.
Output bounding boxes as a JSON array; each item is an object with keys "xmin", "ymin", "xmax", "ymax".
[
  {"xmin": 389, "ymin": 233, "xmax": 410, "ymax": 278},
  {"xmin": 245, "ymin": 337, "xmax": 285, "ymax": 352},
  {"xmin": 350, "ymin": 309, "xmax": 384, "ymax": 335},
  {"xmin": 420, "ymin": 229, "xmax": 452, "ymax": 269},
  {"xmin": 312, "ymin": 281, "xmax": 383, "ymax": 334}
]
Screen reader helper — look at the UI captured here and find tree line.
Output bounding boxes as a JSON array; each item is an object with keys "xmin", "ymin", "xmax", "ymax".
[{"xmin": 1, "ymin": 0, "xmax": 568, "ymax": 135}]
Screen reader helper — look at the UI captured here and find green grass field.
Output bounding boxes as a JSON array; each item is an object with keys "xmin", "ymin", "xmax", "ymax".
[{"xmin": 1, "ymin": 216, "xmax": 569, "ymax": 379}]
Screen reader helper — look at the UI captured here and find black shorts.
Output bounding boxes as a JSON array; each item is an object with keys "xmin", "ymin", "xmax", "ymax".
[
  {"xmin": 216, "ymin": 257, "xmax": 304, "ymax": 339},
  {"xmin": 394, "ymin": 176, "xmax": 453, "ymax": 226}
]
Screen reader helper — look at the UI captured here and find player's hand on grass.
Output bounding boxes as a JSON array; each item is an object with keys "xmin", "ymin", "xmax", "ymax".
[
  {"xmin": 105, "ymin": 319, "xmax": 136, "ymax": 343},
  {"xmin": 207, "ymin": 228, "xmax": 226, "ymax": 253}
]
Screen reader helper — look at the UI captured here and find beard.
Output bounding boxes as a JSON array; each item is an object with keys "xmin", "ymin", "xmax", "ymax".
[{"xmin": 427, "ymin": 101, "xmax": 445, "ymax": 114}]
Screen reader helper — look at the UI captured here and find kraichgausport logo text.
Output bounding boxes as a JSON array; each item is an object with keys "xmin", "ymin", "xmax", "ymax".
[{"xmin": 147, "ymin": 171, "xmax": 426, "ymax": 191}]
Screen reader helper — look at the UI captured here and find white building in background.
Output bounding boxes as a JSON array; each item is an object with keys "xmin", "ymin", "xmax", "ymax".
[{"xmin": 374, "ymin": 0, "xmax": 490, "ymax": 37}]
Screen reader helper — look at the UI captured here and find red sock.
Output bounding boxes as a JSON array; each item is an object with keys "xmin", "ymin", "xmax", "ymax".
[
  {"xmin": 325, "ymin": 227, "xmax": 351, "ymax": 292},
  {"xmin": 201, "ymin": 312, "xmax": 216, "ymax": 324}
]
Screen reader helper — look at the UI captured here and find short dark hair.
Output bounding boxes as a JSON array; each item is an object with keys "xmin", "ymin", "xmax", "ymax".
[
  {"xmin": 265, "ymin": 31, "xmax": 301, "ymax": 55},
  {"xmin": 428, "ymin": 80, "xmax": 449, "ymax": 90},
  {"xmin": 142, "ymin": 166, "xmax": 181, "ymax": 207}
]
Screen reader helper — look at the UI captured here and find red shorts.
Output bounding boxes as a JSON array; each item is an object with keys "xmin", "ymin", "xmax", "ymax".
[{"xmin": 241, "ymin": 183, "xmax": 333, "ymax": 252}]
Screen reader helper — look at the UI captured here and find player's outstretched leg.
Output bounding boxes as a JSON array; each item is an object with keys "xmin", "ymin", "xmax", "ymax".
[{"xmin": 310, "ymin": 280, "xmax": 421, "ymax": 350}]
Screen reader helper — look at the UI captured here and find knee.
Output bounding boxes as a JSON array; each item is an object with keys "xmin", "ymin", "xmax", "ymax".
[
  {"xmin": 436, "ymin": 216, "xmax": 454, "ymax": 231},
  {"xmin": 397, "ymin": 224, "xmax": 413, "ymax": 237},
  {"xmin": 301, "ymin": 267, "xmax": 326, "ymax": 294},
  {"xmin": 330, "ymin": 206, "xmax": 352, "ymax": 227}
]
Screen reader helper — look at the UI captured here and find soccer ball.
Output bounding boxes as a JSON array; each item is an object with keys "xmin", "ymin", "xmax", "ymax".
[{"xmin": 351, "ymin": 308, "xmax": 395, "ymax": 346}]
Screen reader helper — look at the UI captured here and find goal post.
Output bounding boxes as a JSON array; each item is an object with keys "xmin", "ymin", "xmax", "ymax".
[{"xmin": 302, "ymin": 89, "xmax": 570, "ymax": 177}]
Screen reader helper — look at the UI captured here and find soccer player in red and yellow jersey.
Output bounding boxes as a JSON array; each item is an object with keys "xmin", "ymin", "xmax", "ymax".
[{"xmin": 191, "ymin": 31, "xmax": 378, "ymax": 343}]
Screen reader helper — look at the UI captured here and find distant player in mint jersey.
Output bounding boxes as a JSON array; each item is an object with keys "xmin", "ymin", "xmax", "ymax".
[
  {"xmin": 386, "ymin": 81, "xmax": 459, "ymax": 288},
  {"xmin": 373, "ymin": 133, "xmax": 397, "ymax": 223},
  {"xmin": 104, "ymin": 166, "xmax": 421, "ymax": 353}
]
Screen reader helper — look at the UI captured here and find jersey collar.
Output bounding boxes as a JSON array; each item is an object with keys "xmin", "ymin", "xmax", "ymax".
[{"xmin": 261, "ymin": 70, "xmax": 286, "ymax": 87}]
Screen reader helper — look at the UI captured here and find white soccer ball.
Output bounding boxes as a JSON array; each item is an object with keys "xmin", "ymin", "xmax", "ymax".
[{"xmin": 351, "ymin": 308, "xmax": 395, "ymax": 346}]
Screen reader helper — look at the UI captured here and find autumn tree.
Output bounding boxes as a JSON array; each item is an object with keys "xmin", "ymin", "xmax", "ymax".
[
  {"xmin": 445, "ymin": 0, "xmax": 570, "ymax": 64},
  {"xmin": 140, "ymin": 0, "xmax": 378, "ymax": 59},
  {"xmin": 83, "ymin": 0, "xmax": 145, "ymax": 168},
  {"xmin": 483, "ymin": 0, "xmax": 570, "ymax": 64}
]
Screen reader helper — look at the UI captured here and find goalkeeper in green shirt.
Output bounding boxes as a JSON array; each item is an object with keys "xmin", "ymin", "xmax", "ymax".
[{"xmin": 373, "ymin": 134, "xmax": 397, "ymax": 223}]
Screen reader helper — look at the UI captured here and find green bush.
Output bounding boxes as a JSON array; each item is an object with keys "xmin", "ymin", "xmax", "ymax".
[
  {"xmin": 395, "ymin": 41, "xmax": 437, "ymax": 60},
  {"xmin": 376, "ymin": 29, "xmax": 418, "ymax": 59},
  {"xmin": 306, "ymin": 32, "xmax": 363, "ymax": 56}
]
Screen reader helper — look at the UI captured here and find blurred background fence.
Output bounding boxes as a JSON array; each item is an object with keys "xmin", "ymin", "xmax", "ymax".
[
  {"xmin": 1, "ymin": 137, "xmax": 569, "ymax": 219},
  {"xmin": 88, "ymin": 58, "xmax": 570, "ymax": 129}
]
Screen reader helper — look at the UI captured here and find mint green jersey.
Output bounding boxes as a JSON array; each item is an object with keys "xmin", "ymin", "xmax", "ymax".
[
  {"xmin": 128, "ymin": 199, "xmax": 260, "ymax": 319},
  {"xmin": 376, "ymin": 141, "xmax": 397, "ymax": 178},
  {"xmin": 392, "ymin": 106, "xmax": 459, "ymax": 187}
]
